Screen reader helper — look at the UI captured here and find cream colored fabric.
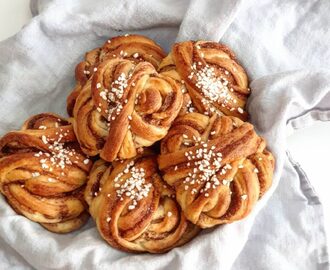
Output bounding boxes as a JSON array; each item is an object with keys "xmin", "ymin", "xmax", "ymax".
[{"xmin": 0, "ymin": 0, "xmax": 329, "ymax": 269}]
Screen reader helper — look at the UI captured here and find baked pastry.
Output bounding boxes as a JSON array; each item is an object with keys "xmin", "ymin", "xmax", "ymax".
[
  {"xmin": 72, "ymin": 58, "xmax": 183, "ymax": 162},
  {"xmin": 159, "ymin": 41, "xmax": 250, "ymax": 120},
  {"xmin": 67, "ymin": 34, "xmax": 166, "ymax": 116},
  {"xmin": 158, "ymin": 112, "xmax": 274, "ymax": 228},
  {"xmin": 0, "ymin": 113, "xmax": 92, "ymax": 233},
  {"xmin": 85, "ymin": 153, "xmax": 199, "ymax": 253}
]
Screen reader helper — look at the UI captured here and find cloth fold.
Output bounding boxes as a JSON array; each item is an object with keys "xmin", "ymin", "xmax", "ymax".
[
  {"xmin": 0, "ymin": 0, "xmax": 329, "ymax": 269},
  {"xmin": 232, "ymin": 71, "xmax": 330, "ymax": 269}
]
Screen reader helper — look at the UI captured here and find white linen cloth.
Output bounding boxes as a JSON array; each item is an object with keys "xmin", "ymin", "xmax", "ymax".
[{"xmin": 0, "ymin": 0, "xmax": 329, "ymax": 269}]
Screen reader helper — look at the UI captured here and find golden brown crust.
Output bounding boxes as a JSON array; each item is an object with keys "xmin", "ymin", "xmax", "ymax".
[
  {"xmin": 159, "ymin": 41, "xmax": 250, "ymax": 120},
  {"xmin": 41, "ymin": 211, "xmax": 90, "ymax": 233},
  {"xmin": 0, "ymin": 113, "xmax": 92, "ymax": 233},
  {"xmin": 85, "ymin": 155, "xmax": 200, "ymax": 253},
  {"xmin": 67, "ymin": 35, "xmax": 166, "ymax": 116},
  {"xmin": 72, "ymin": 58, "xmax": 183, "ymax": 162},
  {"xmin": 158, "ymin": 112, "xmax": 274, "ymax": 228}
]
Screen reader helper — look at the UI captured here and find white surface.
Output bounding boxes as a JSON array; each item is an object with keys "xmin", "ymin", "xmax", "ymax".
[
  {"xmin": 0, "ymin": 0, "xmax": 329, "ymax": 257},
  {"xmin": 288, "ymin": 121, "xmax": 330, "ymax": 239},
  {"xmin": 0, "ymin": 0, "xmax": 31, "ymax": 40}
]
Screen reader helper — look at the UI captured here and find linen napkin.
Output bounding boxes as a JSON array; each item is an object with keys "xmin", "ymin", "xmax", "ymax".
[{"xmin": 0, "ymin": 0, "xmax": 329, "ymax": 269}]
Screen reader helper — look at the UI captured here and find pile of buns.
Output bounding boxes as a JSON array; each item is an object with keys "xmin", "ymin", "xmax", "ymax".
[{"xmin": 0, "ymin": 35, "xmax": 275, "ymax": 253}]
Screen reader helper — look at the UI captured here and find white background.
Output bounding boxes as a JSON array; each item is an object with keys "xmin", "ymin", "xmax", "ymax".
[{"xmin": 0, "ymin": 0, "xmax": 329, "ymax": 243}]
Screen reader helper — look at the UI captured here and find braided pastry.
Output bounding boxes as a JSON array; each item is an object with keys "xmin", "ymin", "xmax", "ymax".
[
  {"xmin": 0, "ymin": 113, "xmax": 92, "ymax": 233},
  {"xmin": 85, "ymin": 154, "xmax": 199, "ymax": 253},
  {"xmin": 158, "ymin": 112, "xmax": 274, "ymax": 228},
  {"xmin": 159, "ymin": 41, "xmax": 250, "ymax": 120},
  {"xmin": 67, "ymin": 35, "xmax": 166, "ymax": 116},
  {"xmin": 72, "ymin": 58, "xmax": 183, "ymax": 162}
]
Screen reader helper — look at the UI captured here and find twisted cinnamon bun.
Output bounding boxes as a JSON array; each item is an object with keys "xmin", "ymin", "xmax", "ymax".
[
  {"xmin": 158, "ymin": 112, "xmax": 274, "ymax": 228},
  {"xmin": 72, "ymin": 58, "xmax": 183, "ymax": 162},
  {"xmin": 67, "ymin": 35, "xmax": 166, "ymax": 116},
  {"xmin": 0, "ymin": 113, "xmax": 92, "ymax": 233},
  {"xmin": 85, "ymin": 154, "xmax": 199, "ymax": 253},
  {"xmin": 159, "ymin": 41, "xmax": 250, "ymax": 120}
]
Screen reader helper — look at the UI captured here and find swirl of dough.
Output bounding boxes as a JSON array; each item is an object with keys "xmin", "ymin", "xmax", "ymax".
[
  {"xmin": 158, "ymin": 112, "xmax": 274, "ymax": 228},
  {"xmin": 85, "ymin": 154, "xmax": 199, "ymax": 253},
  {"xmin": 159, "ymin": 41, "xmax": 250, "ymax": 120},
  {"xmin": 67, "ymin": 35, "xmax": 166, "ymax": 116},
  {"xmin": 72, "ymin": 58, "xmax": 183, "ymax": 162},
  {"xmin": 0, "ymin": 113, "xmax": 92, "ymax": 233}
]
